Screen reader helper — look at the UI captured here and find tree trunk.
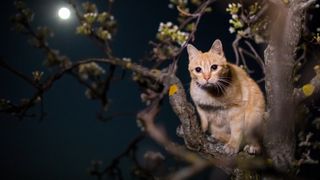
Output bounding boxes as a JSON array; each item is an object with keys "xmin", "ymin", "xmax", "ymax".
[{"xmin": 264, "ymin": 0, "xmax": 315, "ymax": 171}]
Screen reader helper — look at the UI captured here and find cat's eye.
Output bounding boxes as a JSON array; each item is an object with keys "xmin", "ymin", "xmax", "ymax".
[
  {"xmin": 195, "ymin": 67, "xmax": 202, "ymax": 73},
  {"xmin": 211, "ymin": 64, "xmax": 218, "ymax": 71}
]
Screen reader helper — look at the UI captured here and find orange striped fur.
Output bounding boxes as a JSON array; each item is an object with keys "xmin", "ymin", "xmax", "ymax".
[{"xmin": 187, "ymin": 39, "xmax": 265, "ymax": 154}]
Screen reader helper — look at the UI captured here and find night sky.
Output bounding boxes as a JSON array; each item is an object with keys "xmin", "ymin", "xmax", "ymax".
[{"xmin": 0, "ymin": 0, "xmax": 238, "ymax": 179}]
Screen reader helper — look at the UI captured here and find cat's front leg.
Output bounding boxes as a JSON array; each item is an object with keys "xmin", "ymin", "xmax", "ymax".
[
  {"xmin": 223, "ymin": 113, "xmax": 244, "ymax": 154},
  {"xmin": 196, "ymin": 107, "xmax": 209, "ymax": 132}
]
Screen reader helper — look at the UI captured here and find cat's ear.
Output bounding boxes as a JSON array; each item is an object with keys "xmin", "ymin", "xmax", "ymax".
[
  {"xmin": 187, "ymin": 44, "xmax": 200, "ymax": 61},
  {"xmin": 210, "ymin": 39, "xmax": 224, "ymax": 56}
]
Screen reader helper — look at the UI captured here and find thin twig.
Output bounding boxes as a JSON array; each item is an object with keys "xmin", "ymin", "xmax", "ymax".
[
  {"xmin": 103, "ymin": 133, "xmax": 145, "ymax": 175},
  {"xmin": 0, "ymin": 58, "xmax": 38, "ymax": 88},
  {"xmin": 248, "ymin": 3, "xmax": 269, "ymax": 24},
  {"xmin": 171, "ymin": 0, "xmax": 215, "ymax": 75},
  {"xmin": 239, "ymin": 47, "xmax": 255, "ymax": 73},
  {"xmin": 232, "ymin": 35, "xmax": 242, "ymax": 65},
  {"xmin": 244, "ymin": 40, "xmax": 265, "ymax": 73},
  {"xmin": 177, "ymin": 6, "xmax": 200, "ymax": 17}
]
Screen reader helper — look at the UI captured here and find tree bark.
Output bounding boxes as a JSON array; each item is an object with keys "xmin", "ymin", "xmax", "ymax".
[{"xmin": 264, "ymin": 0, "xmax": 316, "ymax": 171}]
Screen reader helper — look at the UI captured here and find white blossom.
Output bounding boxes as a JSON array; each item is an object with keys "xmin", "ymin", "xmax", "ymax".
[
  {"xmin": 229, "ymin": 27, "xmax": 235, "ymax": 33},
  {"xmin": 232, "ymin": 14, "xmax": 238, "ymax": 19}
]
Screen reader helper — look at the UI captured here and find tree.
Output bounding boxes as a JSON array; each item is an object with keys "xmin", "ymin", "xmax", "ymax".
[{"xmin": 1, "ymin": 0, "xmax": 320, "ymax": 179}]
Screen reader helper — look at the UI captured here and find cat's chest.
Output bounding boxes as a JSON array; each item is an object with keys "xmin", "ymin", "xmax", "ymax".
[
  {"xmin": 190, "ymin": 84, "xmax": 226, "ymax": 107},
  {"xmin": 190, "ymin": 82, "xmax": 243, "ymax": 108},
  {"xmin": 198, "ymin": 104, "xmax": 229, "ymax": 126}
]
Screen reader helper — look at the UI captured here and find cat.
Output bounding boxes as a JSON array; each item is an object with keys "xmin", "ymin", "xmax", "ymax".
[{"xmin": 187, "ymin": 39, "xmax": 265, "ymax": 154}]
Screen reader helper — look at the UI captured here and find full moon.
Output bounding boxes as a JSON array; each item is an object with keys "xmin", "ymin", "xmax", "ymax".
[{"xmin": 58, "ymin": 7, "xmax": 71, "ymax": 20}]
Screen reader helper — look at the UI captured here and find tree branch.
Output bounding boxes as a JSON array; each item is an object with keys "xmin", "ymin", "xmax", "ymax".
[
  {"xmin": 0, "ymin": 58, "xmax": 38, "ymax": 88},
  {"xmin": 102, "ymin": 133, "xmax": 145, "ymax": 176}
]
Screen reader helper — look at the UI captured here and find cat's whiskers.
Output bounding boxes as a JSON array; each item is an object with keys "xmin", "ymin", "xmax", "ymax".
[
  {"xmin": 219, "ymin": 82, "xmax": 227, "ymax": 94},
  {"xmin": 218, "ymin": 78, "xmax": 231, "ymax": 83},
  {"xmin": 214, "ymin": 81, "xmax": 226, "ymax": 94},
  {"xmin": 210, "ymin": 77, "xmax": 231, "ymax": 94},
  {"xmin": 218, "ymin": 77, "xmax": 232, "ymax": 83},
  {"xmin": 218, "ymin": 78, "xmax": 232, "ymax": 88}
]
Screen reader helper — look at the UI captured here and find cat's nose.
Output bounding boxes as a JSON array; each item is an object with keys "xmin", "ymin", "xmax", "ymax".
[{"xmin": 203, "ymin": 74, "xmax": 211, "ymax": 81}]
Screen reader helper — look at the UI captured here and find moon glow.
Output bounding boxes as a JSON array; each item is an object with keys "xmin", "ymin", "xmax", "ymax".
[{"xmin": 58, "ymin": 7, "xmax": 71, "ymax": 20}]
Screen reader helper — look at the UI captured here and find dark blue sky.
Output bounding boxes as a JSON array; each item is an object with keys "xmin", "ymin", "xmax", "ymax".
[{"xmin": 0, "ymin": 0, "xmax": 237, "ymax": 179}]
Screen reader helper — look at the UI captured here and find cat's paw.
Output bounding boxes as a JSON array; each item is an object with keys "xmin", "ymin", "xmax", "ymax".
[
  {"xmin": 223, "ymin": 143, "xmax": 239, "ymax": 154},
  {"xmin": 207, "ymin": 135, "xmax": 221, "ymax": 144},
  {"xmin": 244, "ymin": 144, "xmax": 261, "ymax": 155}
]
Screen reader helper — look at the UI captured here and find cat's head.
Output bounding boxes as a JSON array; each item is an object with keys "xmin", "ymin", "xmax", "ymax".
[{"xmin": 187, "ymin": 39, "xmax": 231, "ymax": 90}]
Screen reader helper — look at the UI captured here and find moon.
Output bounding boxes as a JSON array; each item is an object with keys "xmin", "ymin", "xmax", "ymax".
[{"xmin": 58, "ymin": 7, "xmax": 71, "ymax": 20}]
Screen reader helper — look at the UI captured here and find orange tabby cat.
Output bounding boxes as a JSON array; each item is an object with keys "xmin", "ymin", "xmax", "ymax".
[{"xmin": 187, "ymin": 39, "xmax": 265, "ymax": 154}]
